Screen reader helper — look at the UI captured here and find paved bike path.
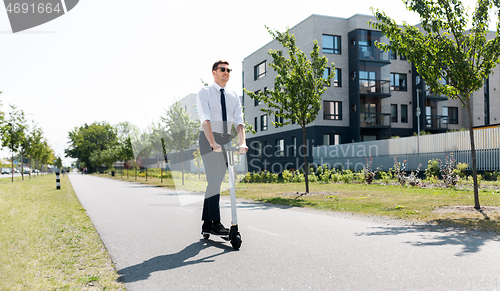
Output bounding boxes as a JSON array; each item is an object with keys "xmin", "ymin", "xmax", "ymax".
[{"xmin": 69, "ymin": 174, "xmax": 500, "ymax": 290}]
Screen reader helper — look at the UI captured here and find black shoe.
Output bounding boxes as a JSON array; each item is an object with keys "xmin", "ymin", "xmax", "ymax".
[
  {"xmin": 211, "ymin": 222, "xmax": 229, "ymax": 236},
  {"xmin": 202, "ymin": 221, "xmax": 212, "ymax": 233}
]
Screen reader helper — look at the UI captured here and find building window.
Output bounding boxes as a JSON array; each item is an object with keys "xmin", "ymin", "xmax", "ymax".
[
  {"xmin": 254, "ymin": 61, "xmax": 266, "ymax": 80},
  {"xmin": 334, "ymin": 134, "xmax": 341, "ymax": 145},
  {"xmin": 334, "ymin": 68, "xmax": 342, "ymax": 87},
  {"xmin": 254, "ymin": 141, "xmax": 262, "ymax": 157},
  {"xmin": 390, "ymin": 73, "xmax": 407, "ymax": 91},
  {"xmin": 260, "ymin": 115, "xmax": 268, "ymax": 131},
  {"xmin": 291, "ymin": 136, "xmax": 296, "ymax": 157},
  {"xmin": 275, "ymin": 139, "xmax": 284, "ymax": 157},
  {"xmin": 323, "ymin": 67, "xmax": 331, "ymax": 87},
  {"xmin": 401, "ymin": 104, "xmax": 408, "ymax": 123},
  {"xmin": 391, "ymin": 104, "xmax": 398, "ymax": 123},
  {"xmin": 400, "ymin": 54, "xmax": 407, "ymax": 60},
  {"xmin": 254, "ymin": 117, "xmax": 258, "ymax": 132},
  {"xmin": 390, "ymin": 50, "xmax": 397, "ymax": 59},
  {"xmin": 254, "ymin": 90, "xmax": 261, "ymax": 106},
  {"xmin": 448, "ymin": 107, "xmax": 458, "ymax": 124},
  {"xmin": 324, "ymin": 101, "xmax": 342, "ymax": 120},
  {"xmin": 323, "ymin": 134, "xmax": 330, "ymax": 146},
  {"xmin": 275, "ymin": 113, "xmax": 283, "ymax": 126},
  {"xmin": 322, "ymin": 34, "xmax": 341, "ymax": 54}
]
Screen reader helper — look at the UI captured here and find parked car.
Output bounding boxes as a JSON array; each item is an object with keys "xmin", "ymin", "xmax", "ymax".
[
  {"xmin": 1, "ymin": 168, "xmax": 11, "ymax": 174},
  {"xmin": 23, "ymin": 168, "xmax": 31, "ymax": 174}
]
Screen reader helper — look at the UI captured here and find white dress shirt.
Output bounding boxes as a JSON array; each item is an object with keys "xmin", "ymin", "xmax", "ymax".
[{"xmin": 196, "ymin": 82, "xmax": 244, "ymax": 134}]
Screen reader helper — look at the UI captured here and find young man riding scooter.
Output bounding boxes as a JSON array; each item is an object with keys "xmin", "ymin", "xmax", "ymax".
[{"xmin": 196, "ymin": 60, "xmax": 248, "ymax": 236}]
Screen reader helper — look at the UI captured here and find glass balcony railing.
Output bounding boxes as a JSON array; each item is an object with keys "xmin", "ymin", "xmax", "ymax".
[
  {"xmin": 425, "ymin": 91, "xmax": 448, "ymax": 100},
  {"xmin": 425, "ymin": 115, "xmax": 449, "ymax": 130},
  {"xmin": 359, "ymin": 79, "xmax": 391, "ymax": 95},
  {"xmin": 360, "ymin": 112, "xmax": 392, "ymax": 128},
  {"xmin": 359, "ymin": 47, "xmax": 389, "ymax": 61}
]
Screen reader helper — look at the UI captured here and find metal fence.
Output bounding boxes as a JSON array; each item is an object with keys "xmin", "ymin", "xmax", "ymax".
[{"xmin": 313, "ymin": 127, "xmax": 500, "ymax": 172}]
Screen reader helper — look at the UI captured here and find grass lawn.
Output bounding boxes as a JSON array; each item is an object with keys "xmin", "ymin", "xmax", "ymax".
[
  {"xmin": 103, "ymin": 172, "xmax": 500, "ymax": 234},
  {"xmin": 0, "ymin": 174, "xmax": 125, "ymax": 290}
]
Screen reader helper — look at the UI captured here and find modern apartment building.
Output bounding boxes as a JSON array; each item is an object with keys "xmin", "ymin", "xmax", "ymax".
[{"xmin": 242, "ymin": 14, "xmax": 500, "ymax": 173}]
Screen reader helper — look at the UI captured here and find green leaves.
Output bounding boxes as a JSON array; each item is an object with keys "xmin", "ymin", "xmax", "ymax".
[
  {"xmin": 65, "ymin": 122, "xmax": 118, "ymax": 170},
  {"xmin": 245, "ymin": 27, "xmax": 333, "ymax": 129},
  {"xmin": 370, "ymin": 0, "xmax": 500, "ymax": 101}
]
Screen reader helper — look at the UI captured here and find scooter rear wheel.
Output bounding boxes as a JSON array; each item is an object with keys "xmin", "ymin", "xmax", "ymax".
[{"xmin": 202, "ymin": 233, "xmax": 210, "ymax": 240}]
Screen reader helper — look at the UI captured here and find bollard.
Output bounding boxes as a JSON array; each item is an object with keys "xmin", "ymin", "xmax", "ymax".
[{"xmin": 56, "ymin": 172, "xmax": 60, "ymax": 190}]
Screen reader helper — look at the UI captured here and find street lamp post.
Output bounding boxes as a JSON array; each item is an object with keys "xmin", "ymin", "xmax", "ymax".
[{"xmin": 416, "ymin": 88, "xmax": 422, "ymax": 166}]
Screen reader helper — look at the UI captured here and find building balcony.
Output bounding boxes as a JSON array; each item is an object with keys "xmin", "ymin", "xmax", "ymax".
[
  {"xmin": 425, "ymin": 92, "xmax": 448, "ymax": 101},
  {"xmin": 358, "ymin": 47, "xmax": 390, "ymax": 62},
  {"xmin": 425, "ymin": 115, "xmax": 449, "ymax": 130},
  {"xmin": 360, "ymin": 112, "xmax": 392, "ymax": 128},
  {"xmin": 359, "ymin": 79, "xmax": 391, "ymax": 97}
]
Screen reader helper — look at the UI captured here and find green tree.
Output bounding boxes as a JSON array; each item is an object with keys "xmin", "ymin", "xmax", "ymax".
[
  {"xmin": 54, "ymin": 156, "xmax": 63, "ymax": 171},
  {"xmin": 115, "ymin": 121, "xmax": 137, "ymax": 174},
  {"xmin": 0, "ymin": 104, "xmax": 27, "ymax": 182},
  {"xmin": 244, "ymin": 27, "xmax": 333, "ymax": 193},
  {"xmin": 370, "ymin": 0, "xmax": 500, "ymax": 209},
  {"xmin": 65, "ymin": 122, "xmax": 118, "ymax": 172},
  {"xmin": 89, "ymin": 144, "xmax": 121, "ymax": 171},
  {"xmin": 161, "ymin": 101, "xmax": 199, "ymax": 185},
  {"xmin": 29, "ymin": 123, "xmax": 44, "ymax": 176}
]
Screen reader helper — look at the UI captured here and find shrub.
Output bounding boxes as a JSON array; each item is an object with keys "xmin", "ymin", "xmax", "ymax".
[
  {"xmin": 379, "ymin": 171, "xmax": 393, "ymax": 184},
  {"xmin": 341, "ymin": 170, "xmax": 354, "ymax": 184},
  {"xmin": 282, "ymin": 170, "xmax": 294, "ymax": 183},
  {"xmin": 355, "ymin": 171, "xmax": 365, "ymax": 183},
  {"xmin": 331, "ymin": 172, "xmax": 342, "ymax": 183},
  {"xmin": 407, "ymin": 165, "xmax": 422, "ymax": 186},
  {"xmin": 393, "ymin": 156, "xmax": 421, "ymax": 186},
  {"xmin": 363, "ymin": 156, "xmax": 382, "ymax": 184},
  {"xmin": 319, "ymin": 165, "xmax": 332, "ymax": 183},
  {"xmin": 307, "ymin": 167, "xmax": 318, "ymax": 183},
  {"xmin": 393, "ymin": 157, "xmax": 407, "ymax": 186},
  {"xmin": 493, "ymin": 171, "xmax": 500, "ymax": 181},
  {"xmin": 424, "ymin": 159, "xmax": 440, "ymax": 180},
  {"xmin": 242, "ymin": 172, "xmax": 252, "ymax": 183},
  {"xmin": 454, "ymin": 162, "xmax": 468, "ymax": 178},
  {"xmin": 293, "ymin": 171, "xmax": 305, "ymax": 182},
  {"xmin": 439, "ymin": 153, "xmax": 459, "ymax": 187}
]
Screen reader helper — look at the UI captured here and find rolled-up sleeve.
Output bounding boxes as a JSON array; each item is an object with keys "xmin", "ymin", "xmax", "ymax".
[
  {"xmin": 196, "ymin": 87, "xmax": 211, "ymax": 123},
  {"xmin": 232, "ymin": 97, "xmax": 244, "ymax": 127}
]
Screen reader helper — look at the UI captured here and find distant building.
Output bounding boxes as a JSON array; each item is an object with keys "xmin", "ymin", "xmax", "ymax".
[{"xmin": 242, "ymin": 14, "xmax": 500, "ymax": 173}]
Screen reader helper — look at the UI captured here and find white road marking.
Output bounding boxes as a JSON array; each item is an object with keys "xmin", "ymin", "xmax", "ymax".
[{"xmin": 246, "ymin": 226, "xmax": 280, "ymax": 237}]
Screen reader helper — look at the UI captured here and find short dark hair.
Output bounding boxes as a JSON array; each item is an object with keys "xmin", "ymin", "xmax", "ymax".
[{"xmin": 212, "ymin": 60, "xmax": 229, "ymax": 71}]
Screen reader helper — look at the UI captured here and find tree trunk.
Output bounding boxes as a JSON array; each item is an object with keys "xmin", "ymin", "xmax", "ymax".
[
  {"xmin": 302, "ymin": 127, "xmax": 309, "ymax": 193},
  {"xmin": 11, "ymin": 152, "xmax": 14, "ymax": 183},
  {"xmin": 466, "ymin": 98, "xmax": 480, "ymax": 209}
]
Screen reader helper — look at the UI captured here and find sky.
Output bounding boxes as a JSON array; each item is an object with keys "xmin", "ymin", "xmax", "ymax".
[{"xmin": 0, "ymin": 0, "xmax": 489, "ymax": 166}]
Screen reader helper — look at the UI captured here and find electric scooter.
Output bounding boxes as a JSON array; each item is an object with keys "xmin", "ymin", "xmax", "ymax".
[{"xmin": 202, "ymin": 144, "xmax": 242, "ymax": 250}]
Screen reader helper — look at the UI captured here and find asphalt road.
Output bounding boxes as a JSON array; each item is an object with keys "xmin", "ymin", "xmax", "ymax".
[{"xmin": 69, "ymin": 173, "xmax": 500, "ymax": 290}]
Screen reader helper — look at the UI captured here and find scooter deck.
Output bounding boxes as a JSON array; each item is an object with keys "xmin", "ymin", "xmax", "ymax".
[{"xmin": 201, "ymin": 231, "xmax": 230, "ymax": 241}]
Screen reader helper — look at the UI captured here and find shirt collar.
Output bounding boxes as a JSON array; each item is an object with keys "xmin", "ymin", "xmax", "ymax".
[{"xmin": 212, "ymin": 82, "xmax": 225, "ymax": 91}]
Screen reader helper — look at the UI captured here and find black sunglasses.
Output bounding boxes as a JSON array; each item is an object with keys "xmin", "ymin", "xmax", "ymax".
[{"xmin": 216, "ymin": 67, "xmax": 232, "ymax": 73}]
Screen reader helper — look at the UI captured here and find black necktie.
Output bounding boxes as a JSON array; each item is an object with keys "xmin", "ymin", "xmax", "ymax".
[{"xmin": 220, "ymin": 88, "xmax": 228, "ymax": 136}]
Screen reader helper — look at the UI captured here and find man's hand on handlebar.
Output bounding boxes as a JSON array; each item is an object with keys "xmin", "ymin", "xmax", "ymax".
[
  {"xmin": 211, "ymin": 142, "xmax": 222, "ymax": 152},
  {"xmin": 238, "ymin": 144, "xmax": 248, "ymax": 154}
]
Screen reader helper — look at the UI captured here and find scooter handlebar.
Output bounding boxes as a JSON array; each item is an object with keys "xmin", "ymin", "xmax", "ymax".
[{"xmin": 221, "ymin": 145, "xmax": 241, "ymax": 152}]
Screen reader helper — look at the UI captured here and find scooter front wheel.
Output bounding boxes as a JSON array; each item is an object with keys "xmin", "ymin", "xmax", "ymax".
[
  {"xmin": 202, "ymin": 233, "xmax": 210, "ymax": 240},
  {"xmin": 231, "ymin": 234, "xmax": 242, "ymax": 249}
]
